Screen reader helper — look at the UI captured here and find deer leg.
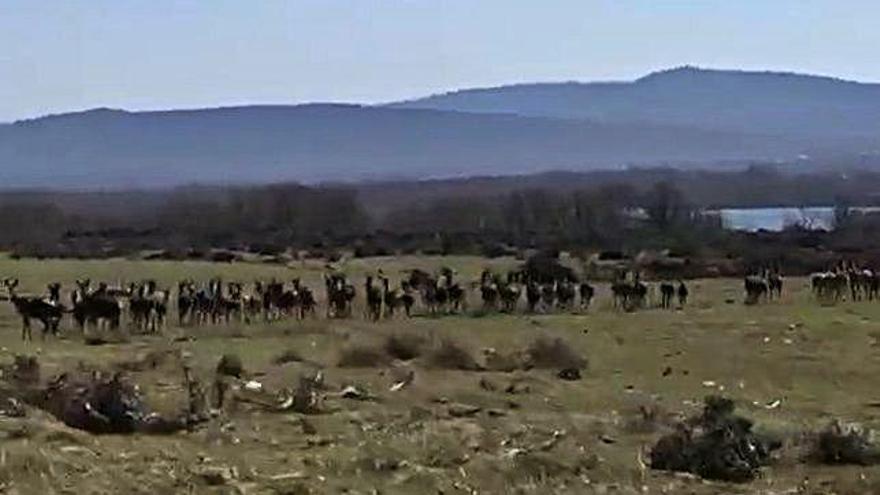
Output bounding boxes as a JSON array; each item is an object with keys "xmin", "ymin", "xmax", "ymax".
[{"xmin": 21, "ymin": 316, "xmax": 31, "ymax": 342}]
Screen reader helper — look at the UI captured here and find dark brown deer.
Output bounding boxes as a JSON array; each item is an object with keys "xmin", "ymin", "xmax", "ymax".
[
  {"xmin": 380, "ymin": 277, "xmax": 396, "ymax": 318},
  {"xmin": 324, "ymin": 273, "xmax": 355, "ymax": 318},
  {"xmin": 400, "ymin": 280, "xmax": 415, "ymax": 317},
  {"xmin": 177, "ymin": 280, "xmax": 196, "ymax": 325},
  {"xmin": 292, "ymin": 279, "xmax": 316, "ymax": 319},
  {"xmin": 71, "ymin": 279, "xmax": 122, "ymax": 332},
  {"xmin": 3, "ymin": 278, "xmax": 63, "ymax": 341},
  {"xmin": 365, "ymin": 276, "xmax": 382, "ymax": 321},
  {"xmin": 677, "ymin": 281, "xmax": 689, "ymax": 306},
  {"xmin": 659, "ymin": 282, "xmax": 675, "ymax": 309},
  {"xmin": 579, "ymin": 282, "xmax": 594, "ymax": 310}
]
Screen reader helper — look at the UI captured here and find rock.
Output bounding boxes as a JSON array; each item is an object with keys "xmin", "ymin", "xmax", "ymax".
[
  {"xmin": 341, "ymin": 385, "xmax": 366, "ymax": 400},
  {"xmin": 558, "ymin": 368, "xmax": 582, "ymax": 381},
  {"xmin": 299, "ymin": 417, "xmax": 317, "ymax": 435},
  {"xmin": 0, "ymin": 398, "xmax": 26, "ymax": 418},
  {"xmin": 504, "ymin": 382, "xmax": 530, "ymax": 395},
  {"xmin": 478, "ymin": 377, "xmax": 497, "ymax": 392},
  {"xmin": 244, "ymin": 380, "xmax": 263, "ymax": 392},
  {"xmin": 389, "ymin": 368, "xmax": 415, "ymax": 392},
  {"xmin": 193, "ymin": 465, "xmax": 237, "ymax": 486},
  {"xmin": 487, "ymin": 409, "xmax": 507, "ymax": 418},
  {"xmin": 448, "ymin": 403, "xmax": 482, "ymax": 418},
  {"xmin": 306, "ymin": 436, "xmax": 334, "ymax": 448}
]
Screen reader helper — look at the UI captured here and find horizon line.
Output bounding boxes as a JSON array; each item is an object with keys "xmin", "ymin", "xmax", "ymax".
[{"xmin": 5, "ymin": 65, "xmax": 878, "ymax": 125}]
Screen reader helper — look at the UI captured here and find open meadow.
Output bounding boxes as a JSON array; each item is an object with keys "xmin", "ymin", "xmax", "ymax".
[{"xmin": 0, "ymin": 255, "xmax": 878, "ymax": 494}]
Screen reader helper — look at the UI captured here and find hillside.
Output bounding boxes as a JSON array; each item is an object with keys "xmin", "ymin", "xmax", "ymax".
[
  {"xmin": 391, "ymin": 67, "xmax": 880, "ymax": 139},
  {"xmin": 0, "ymin": 103, "xmax": 805, "ymax": 189}
]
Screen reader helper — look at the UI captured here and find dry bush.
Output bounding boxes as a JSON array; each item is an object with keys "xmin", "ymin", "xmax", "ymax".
[
  {"xmin": 384, "ymin": 333, "xmax": 426, "ymax": 361},
  {"xmin": 524, "ymin": 336, "xmax": 587, "ymax": 370},
  {"xmin": 482, "ymin": 348, "xmax": 524, "ymax": 372},
  {"xmin": 426, "ymin": 339, "xmax": 482, "ymax": 371},
  {"xmin": 338, "ymin": 344, "xmax": 391, "ymax": 368},
  {"xmin": 649, "ymin": 396, "xmax": 779, "ymax": 483}
]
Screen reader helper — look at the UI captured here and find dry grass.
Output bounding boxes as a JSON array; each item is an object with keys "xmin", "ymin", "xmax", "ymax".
[
  {"xmin": 337, "ymin": 343, "xmax": 391, "ymax": 368},
  {"xmin": 0, "ymin": 255, "xmax": 877, "ymax": 493}
]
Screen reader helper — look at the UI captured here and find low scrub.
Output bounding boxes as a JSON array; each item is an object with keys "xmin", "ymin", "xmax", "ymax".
[
  {"xmin": 524, "ymin": 336, "xmax": 587, "ymax": 370},
  {"xmin": 426, "ymin": 339, "xmax": 482, "ymax": 371}
]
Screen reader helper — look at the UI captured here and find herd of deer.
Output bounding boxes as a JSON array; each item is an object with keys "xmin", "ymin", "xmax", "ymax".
[
  {"xmin": 742, "ymin": 269, "xmax": 785, "ymax": 305},
  {"xmin": 0, "ymin": 267, "xmax": 699, "ymax": 342},
  {"xmin": 8, "ymin": 261, "xmax": 880, "ymax": 343},
  {"xmin": 810, "ymin": 264, "xmax": 880, "ymax": 302}
]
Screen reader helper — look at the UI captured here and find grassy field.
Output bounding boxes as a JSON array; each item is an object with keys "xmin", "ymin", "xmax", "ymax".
[{"xmin": 0, "ymin": 254, "xmax": 879, "ymax": 494}]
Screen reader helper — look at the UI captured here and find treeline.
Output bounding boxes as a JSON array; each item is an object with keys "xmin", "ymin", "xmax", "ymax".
[
  {"xmin": 3, "ymin": 166, "xmax": 880, "ymax": 263},
  {"xmin": 0, "ymin": 181, "xmax": 718, "ymax": 259},
  {"xmin": 357, "ymin": 165, "xmax": 880, "ymax": 217},
  {"xmin": 381, "ymin": 181, "xmax": 723, "ymax": 255}
]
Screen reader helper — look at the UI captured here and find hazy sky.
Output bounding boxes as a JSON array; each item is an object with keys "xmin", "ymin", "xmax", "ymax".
[{"xmin": 2, "ymin": 0, "xmax": 878, "ymax": 122}]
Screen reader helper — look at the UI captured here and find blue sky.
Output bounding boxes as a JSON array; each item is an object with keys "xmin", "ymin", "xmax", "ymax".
[{"xmin": 1, "ymin": 0, "xmax": 878, "ymax": 122}]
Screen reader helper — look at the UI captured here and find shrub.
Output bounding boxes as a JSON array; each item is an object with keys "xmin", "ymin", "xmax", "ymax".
[
  {"xmin": 810, "ymin": 420, "xmax": 880, "ymax": 465},
  {"xmin": 384, "ymin": 334, "xmax": 426, "ymax": 361},
  {"xmin": 649, "ymin": 396, "xmax": 780, "ymax": 483},
  {"xmin": 426, "ymin": 339, "xmax": 481, "ymax": 371}
]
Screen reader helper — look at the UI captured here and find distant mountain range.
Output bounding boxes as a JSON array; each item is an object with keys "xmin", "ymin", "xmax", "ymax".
[{"xmin": 1, "ymin": 67, "xmax": 878, "ymax": 189}]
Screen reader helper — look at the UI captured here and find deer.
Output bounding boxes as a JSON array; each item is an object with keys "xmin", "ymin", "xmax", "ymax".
[
  {"xmin": 3, "ymin": 278, "xmax": 63, "ymax": 341},
  {"xmin": 71, "ymin": 279, "xmax": 122, "ymax": 332}
]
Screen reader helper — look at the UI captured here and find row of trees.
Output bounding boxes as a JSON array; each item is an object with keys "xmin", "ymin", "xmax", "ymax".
[
  {"xmin": 7, "ymin": 167, "xmax": 880, "ymax": 261},
  {"xmin": 384, "ymin": 181, "xmax": 720, "ymax": 252},
  {"xmin": 0, "ymin": 180, "xmax": 717, "ymax": 257}
]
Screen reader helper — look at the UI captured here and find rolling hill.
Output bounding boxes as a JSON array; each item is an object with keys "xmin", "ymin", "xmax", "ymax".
[
  {"xmin": 0, "ymin": 103, "xmax": 807, "ymax": 189},
  {"xmin": 391, "ymin": 66, "xmax": 880, "ymax": 139}
]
